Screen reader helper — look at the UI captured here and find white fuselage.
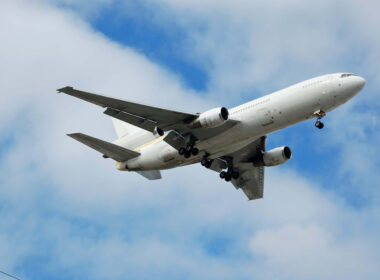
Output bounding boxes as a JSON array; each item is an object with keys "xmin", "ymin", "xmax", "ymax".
[{"xmin": 115, "ymin": 73, "xmax": 365, "ymax": 171}]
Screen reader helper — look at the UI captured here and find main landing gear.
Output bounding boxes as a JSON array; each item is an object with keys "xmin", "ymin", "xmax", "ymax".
[
  {"xmin": 178, "ymin": 134, "xmax": 199, "ymax": 159},
  {"xmin": 314, "ymin": 110, "xmax": 326, "ymax": 130},
  {"xmin": 178, "ymin": 144, "xmax": 199, "ymax": 158},
  {"xmin": 201, "ymin": 158, "xmax": 213, "ymax": 168},
  {"xmin": 200, "ymin": 154, "xmax": 240, "ymax": 182},
  {"xmin": 219, "ymin": 168, "xmax": 239, "ymax": 182},
  {"xmin": 201, "ymin": 156, "xmax": 239, "ymax": 182}
]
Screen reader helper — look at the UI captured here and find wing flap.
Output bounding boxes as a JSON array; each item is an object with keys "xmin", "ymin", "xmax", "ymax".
[
  {"xmin": 68, "ymin": 133, "xmax": 140, "ymax": 162},
  {"xmin": 104, "ymin": 108, "xmax": 159, "ymax": 134}
]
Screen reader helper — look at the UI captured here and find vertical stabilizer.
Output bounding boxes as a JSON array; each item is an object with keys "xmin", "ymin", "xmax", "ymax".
[{"xmin": 112, "ymin": 118, "xmax": 142, "ymax": 139}]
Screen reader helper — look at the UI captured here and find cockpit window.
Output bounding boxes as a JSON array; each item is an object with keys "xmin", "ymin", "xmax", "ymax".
[{"xmin": 341, "ymin": 73, "xmax": 357, "ymax": 78}]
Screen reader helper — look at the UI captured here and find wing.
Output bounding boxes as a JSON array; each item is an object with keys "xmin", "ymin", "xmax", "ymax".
[
  {"xmin": 58, "ymin": 87, "xmax": 238, "ymax": 141},
  {"xmin": 228, "ymin": 136, "xmax": 266, "ymax": 200},
  {"xmin": 68, "ymin": 133, "xmax": 140, "ymax": 162},
  {"xmin": 211, "ymin": 136, "xmax": 266, "ymax": 200},
  {"xmin": 58, "ymin": 86, "xmax": 197, "ymax": 129},
  {"xmin": 230, "ymin": 163, "xmax": 264, "ymax": 200}
]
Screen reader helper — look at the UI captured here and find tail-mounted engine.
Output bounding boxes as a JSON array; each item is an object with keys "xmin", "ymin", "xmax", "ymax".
[
  {"xmin": 189, "ymin": 107, "xmax": 229, "ymax": 129},
  {"xmin": 254, "ymin": 146, "xmax": 292, "ymax": 167}
]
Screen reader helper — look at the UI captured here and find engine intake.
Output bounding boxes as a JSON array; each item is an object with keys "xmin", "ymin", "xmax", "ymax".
[
  {"xmin": 255, "ymin": 146, "xmax": 292, "ymax": 167},
  {"xmin": 189, "ymin": 107, "xmax": 229, "ymax": 129}
]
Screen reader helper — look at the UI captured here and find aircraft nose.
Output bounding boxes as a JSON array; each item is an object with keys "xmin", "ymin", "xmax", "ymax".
[{"xmin": 355, "ymin": 76, "xmax": 366, "ymax": 90}]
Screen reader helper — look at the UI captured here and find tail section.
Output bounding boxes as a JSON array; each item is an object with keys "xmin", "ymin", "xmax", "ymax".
[{"xmin": 112, "ymin": 118, "xmax": 143, "ymax": 139}]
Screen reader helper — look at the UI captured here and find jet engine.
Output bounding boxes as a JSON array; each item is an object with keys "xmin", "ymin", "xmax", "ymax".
[
  {"xmin": 189, "ymin": 107, "xmax": 229, "ymax": 128},
  {"xmin": 255, "ymin": 146, "xmax": 292, "ymax": 167}
]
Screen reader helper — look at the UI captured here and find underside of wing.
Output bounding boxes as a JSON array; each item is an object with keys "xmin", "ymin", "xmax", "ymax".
[
  {"xmin": 228, "ymin": 136, "xmax": 266, "ymax": 200},
  {"xmin": 230, "ymin": 163, "xmax": 264, "ymax": 200},
  {"xmin": 206, "ymin": 136, "xmax": 266, "ymax": 200},
  {"xmin": 68, "ymin": 133, "xmax": 140, "ymax": 162},
  {"xmin": 58, "ymin": 87, "xmax": 197, "ymax": 130},
  {"xmin": 58, "ymin": 87, "xmax": 238, "ymax": 143}
]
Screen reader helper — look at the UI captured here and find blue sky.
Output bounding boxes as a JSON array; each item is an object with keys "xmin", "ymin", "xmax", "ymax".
[{"xmin": 0, "ymin": 0, "xmax": 379, "ymax": 279}]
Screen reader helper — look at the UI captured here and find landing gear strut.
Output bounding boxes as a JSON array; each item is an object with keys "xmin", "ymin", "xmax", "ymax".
[{"xmin": 314, "ymin": 110, "xmax": 326, "ymax": 130}]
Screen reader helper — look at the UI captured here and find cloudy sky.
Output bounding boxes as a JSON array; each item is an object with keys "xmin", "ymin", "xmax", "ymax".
[{"xmin": 0, "ymin": 0, "xmax": 379, "ymax": 279}]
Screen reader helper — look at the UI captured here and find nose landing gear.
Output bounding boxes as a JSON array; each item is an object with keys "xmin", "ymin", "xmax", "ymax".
[
  {"xmin": 315, "ymin": 120, "xmax": 324, "ymax": 129},
  {"xmin": 314, "ymin": 110, "xmax": 326, "ymax": 130}
]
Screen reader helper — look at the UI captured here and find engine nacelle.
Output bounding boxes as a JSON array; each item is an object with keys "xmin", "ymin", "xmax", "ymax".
[
  {"xmin": 255, "ymin": 146, "xmax": 292, "ymax": 167},
  {"xmin": 153, "ymin": 126, "xmax": 164, "ymax": 137},
  {"xmin": 189, "ymin": 107, "xmax": 229, "ymax": 128}
]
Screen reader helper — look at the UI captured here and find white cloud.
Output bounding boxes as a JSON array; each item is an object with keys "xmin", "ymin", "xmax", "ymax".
[{"xmin": 250, "ymin": 224, "xmax": 380, "ymax": 280}]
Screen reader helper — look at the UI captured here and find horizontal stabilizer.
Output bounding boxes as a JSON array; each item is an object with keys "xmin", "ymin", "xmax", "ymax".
[
  {"xmin": 136, "ymin": 170, "xmax": 162, "ymax": 180},
  {"xmin": 68, "ymin": 133, "xmax": 140, "ymax": 162}
]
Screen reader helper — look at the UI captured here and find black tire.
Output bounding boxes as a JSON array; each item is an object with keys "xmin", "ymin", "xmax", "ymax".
[
  {"xmin": 184, "ymin": 151, "xmax": 191, "ymax": 158},
  {"xmin": 232, "ymin": 171, "xmax": 239, "ymax": 179},
  {"xmin": 315, "ymin": 121, "xmax": 324, "ymax": 129},
  {"xmin": 179, "ymin": 147, "xmax": 186, "ymax": 155},
  {"xmin": 220, "ymin": 171, "xmax": 226, "ymax": 179},
  {"xmin": 191, "ymin": 147, "xmax": 199, "ymax": 156},
  {"xmin": 201, "ymin": 159, "xmax": 207, "ymax": 166},
  {"xmin": 225, "ymin": 174, "xmax": 232, "ymax": 182},
  {"xmin": 205, "ymin": 160, "xmax": 212, "ymax": 169}
]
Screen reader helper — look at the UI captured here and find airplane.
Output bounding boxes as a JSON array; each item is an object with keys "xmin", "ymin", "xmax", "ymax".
[{"xmin": 58, "ymin": 73, "xmax": 366, "ymax": 200}]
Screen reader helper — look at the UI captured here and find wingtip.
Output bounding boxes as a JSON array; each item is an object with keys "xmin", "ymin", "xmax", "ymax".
[
  {"xmin": 67, "ymin": 133, "xmax": 81, "ymax": 138},
  {"xmin": 57, "ymin": 86, "xmax": 74, "ymax": 93}
]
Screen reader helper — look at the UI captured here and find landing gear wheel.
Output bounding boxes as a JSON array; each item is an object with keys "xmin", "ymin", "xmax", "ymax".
[
  {"xmin": 232, "ymin": 171, "xmax": 239, "ymax": 179},
  {"xmin": 191, "ymin": 147, "xmax": 199, "ymax": 156},
  {"xmin": 178, "ymin": 147, "xmax": 186, "ymax": 155},
  {"xmin": 184, "ymin": 151, "xmax": 191, "ymax": 158},
  {"xmin": 201, "ymin": 158, "xmax": 213, "ymax": 168},
  {"xmin": 219, "ymin": 171, "xmax": 226, "ymax": 179},
  {"xmin": 315, "ymin": 121, "xmax": 324, "ymax": 129},
  {"xmin": 224, "ymin": 174, "xmax": 232, "ymax": 182}
]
